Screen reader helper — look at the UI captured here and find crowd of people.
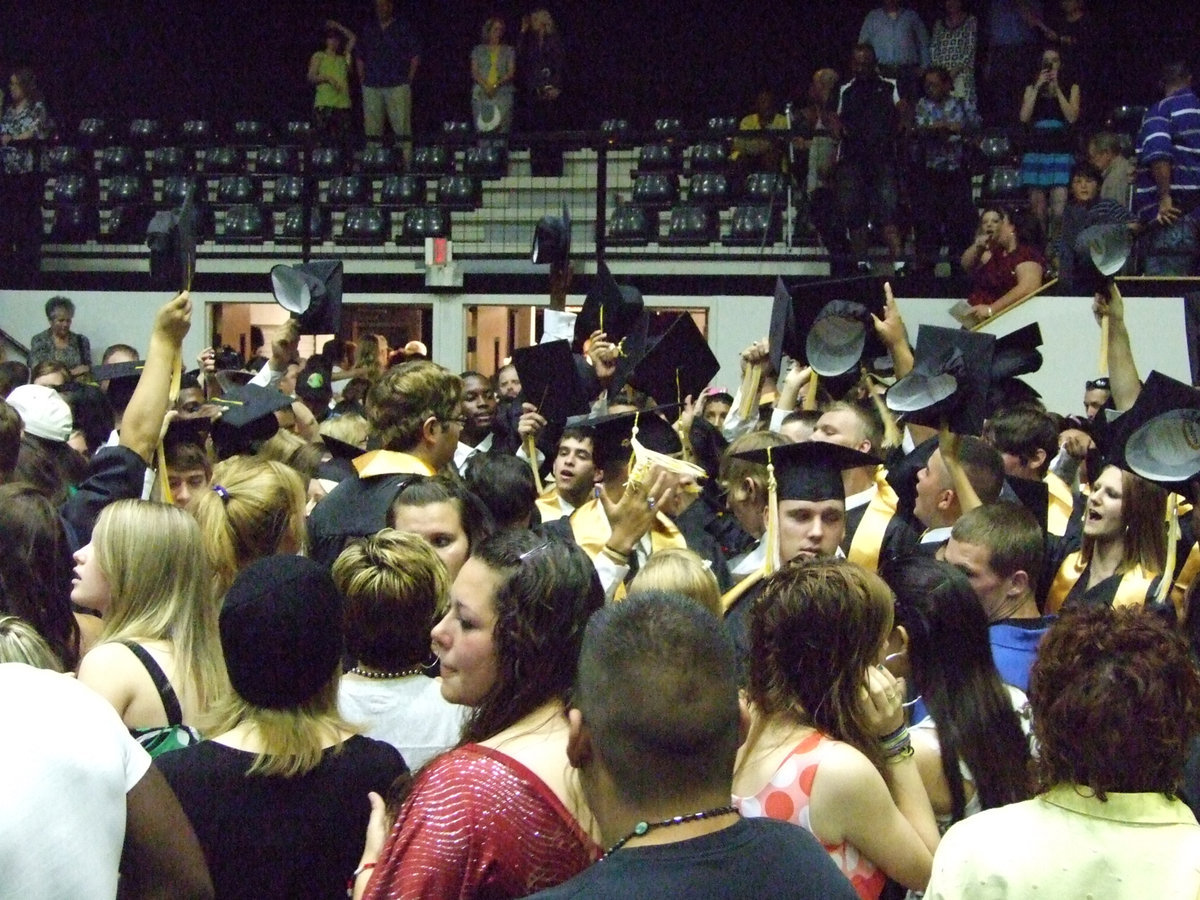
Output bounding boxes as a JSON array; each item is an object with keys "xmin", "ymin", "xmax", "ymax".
[{"xmin": 2, "ymin": 247, "xmax": 1200, "ymax": 898}]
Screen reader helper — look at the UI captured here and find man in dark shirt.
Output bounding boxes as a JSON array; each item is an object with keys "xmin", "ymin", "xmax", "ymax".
[
  {"xmin": 530, "ymin": 594, "xmax": 858, "ymax": 900},
  {"xmin": 356, "ymin": 0, "xmax": 421, "ymax": 163},
  {"xmin": 836, "ymin": 44, "xmax": 907, "ymax": 274}
]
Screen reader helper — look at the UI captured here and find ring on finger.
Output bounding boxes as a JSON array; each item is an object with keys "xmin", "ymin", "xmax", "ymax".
[{"xmin": 647, "ymin": 497, "xmax": 657, "ymax": 510}]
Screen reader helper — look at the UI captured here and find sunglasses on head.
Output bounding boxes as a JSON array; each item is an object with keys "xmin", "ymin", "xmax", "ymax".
[{"xmin": 1086, "ymin": 378, "xmax": 1110, "ymax": 391}]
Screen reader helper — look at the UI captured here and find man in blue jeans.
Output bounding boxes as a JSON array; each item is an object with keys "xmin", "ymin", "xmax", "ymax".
[
  {"xmin": 357, "ymin": 0, "xmax": 420, "ymax": 164},
  {"xmin": 1135, "ymin": 61, "xmax": 1200, "ymax": 276}
]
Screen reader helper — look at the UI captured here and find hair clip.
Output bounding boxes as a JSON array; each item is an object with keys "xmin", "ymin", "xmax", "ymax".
[
  {"xmin": 212, "ymin": 484, "xmax": 230, "ymax": 502},
  {"xmin": 518, "ymin": 540, "xmax": 552, "ymax": 562}
]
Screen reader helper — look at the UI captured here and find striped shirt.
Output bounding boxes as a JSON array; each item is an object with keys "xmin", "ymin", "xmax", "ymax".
[{"xmin": 1134, "ymin": 86, "xmax": 1200, "ymax": 222}]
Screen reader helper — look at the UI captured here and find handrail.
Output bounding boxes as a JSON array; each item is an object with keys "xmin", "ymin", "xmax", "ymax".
[{"xmin": 0, "ymin": 326, "xmax": 30, "ymax": 359}]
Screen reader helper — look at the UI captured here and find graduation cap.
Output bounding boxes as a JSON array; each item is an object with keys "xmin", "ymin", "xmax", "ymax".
[
  {"xmin": 91, "ymin": 359, "xmax": 146, "ymax": 386},
  {"xmin": 1099, "ymin": 371, "xmax": 1200, "ymax": 487},
  {"xmin": 209, "ymin": 384, "xmax": 294, "ymax": 459},
  {"xmin": 270, "ymin": 259, "xmax": 343, "ymax": 335},
  {"xmin": 294, "ymin": 359, "xmax": 333, "ymax": 406},
  {"xmin": 572, "ymin": 407, "xmax": 684, "ymax": 469},
  {"xmin": 886, "ymin": 325, "xmax": 996, "ymax": 435},
  {"xmin": 731, "ymin": 440, "xmax": 877, "ymax": 504},
  {"xmin": 1004, "ymin": 476, "xmax": 1051, "ymax": 534},
  {"xmin": 214, "ymin": 369, "xmax": 255, "ymax": 392},
  {"xmin": 988, "ymin": 322, "xmax": 1043, "ymax": 415},
  {"xmin": 320, "ymin": 433, "xmax": 364, "ymax": 462},
  {"xmin": 542, "ymin": 309, "xmax": 577, "ymax": 344},
  {"xmin": 627, "ymin": 313, "xmax": 720, "ymax": 414},
  {"xmin": 573, "ymin": 261, "xmax": 647, "ymax": 353},
  {"xmin": 511, "ymin": 340, "xmax": 591, "ymax": 424},
  {"xmin": 531, "ymin": 204, "xmax": 571, "ymax": 266},
  {"xmin": 770, "ymin": 275, "xmax": 887, "ymax": 379}
]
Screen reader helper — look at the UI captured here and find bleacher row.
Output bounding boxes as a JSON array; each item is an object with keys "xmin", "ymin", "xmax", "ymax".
[{"xmin": 28, "ymin": 115, "xmax": 814, "ymax": 255}]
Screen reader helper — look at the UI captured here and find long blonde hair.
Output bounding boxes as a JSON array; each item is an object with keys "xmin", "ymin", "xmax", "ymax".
[
  {"xmin": 191, "ymin": 457, "xmax": 308, "ymax": 598},
  {"xmin": 93, "ymin": 500, "xmax": 229, "ymax": 711},
  {"xmin": 0, "ymin": 615, "xmax": 65, "ymax": 671}
]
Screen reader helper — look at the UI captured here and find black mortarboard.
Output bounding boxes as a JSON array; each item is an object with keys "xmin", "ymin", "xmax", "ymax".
[
  {"xmin": 511, "ymin": 340, "xmax": 591, "ymax": 424},
  {"xmin": 573, "ymin": 407, "xmax": 683, "ymax": 468},
  {"xmin": 731, "ymin": 440, "xmax": 877, "ymax": 503},
  {"xmin": 1099, "ymin": 371, "xmax": 1200, "ymax": 487},
  {"xmin": 209, "ymin": 384, "xmax": 293, "ymax": 459},
  {"xmin": 214, "ymin": 369, "xmax": 255, "ymax": 393},
  {"xmin": 574, "ymin": 261, "xmax": 646, "ymax": 352},
  {"xmin": 320, "ymin": 433, "xmax": 364, "ymax": 462},
  {"xmin": 270, "ymin": 259, "xmax": 343, "ymax": 335},
  {"xmin": 532, "ymin": 203, "xmax": 571, "ymax": 266},
  {"xmin": 769, "ymin": 276, "xmax": 801, "ymax": 378},
  {"xmin": 990, "ymin": 323, "xmax": 1043, "ymax": 381},
  {"xmin": 886, "ymin": 325, "xmax": 996, "ymax": 435},
  {"xmin": 627, "ymin": 313, "xmax": 720, "ymax": 413},
  {"xmin": 164, "ymin": 414, "xmax": 211, "ymax": 450},
  {"xmin": 91, "ymin": 359, "xmax": 145, "ymax": 385},
  {"xmin": 807, "ymin": 300, "xmax": 873, "ymax": 378}
]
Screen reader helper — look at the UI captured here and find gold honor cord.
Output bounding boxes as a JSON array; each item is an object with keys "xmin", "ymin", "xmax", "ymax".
[
  {"xmin": 762, "ymin": 445, "xmax": 781, "ymax": 576},
  {"xmin": 1158, "ymin": 493, "xmax": 1181, "ymax": 605},
  {"xmin": 737, "ymin": 361, "xmax": 763, "ymax": 421}
]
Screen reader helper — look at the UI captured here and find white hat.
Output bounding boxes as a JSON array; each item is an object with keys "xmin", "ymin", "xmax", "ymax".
[{"xmin": 7, "ymin": 384, "xmax": 73, "ymax": 443}]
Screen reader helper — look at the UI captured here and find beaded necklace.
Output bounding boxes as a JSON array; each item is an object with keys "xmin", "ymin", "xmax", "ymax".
[{"xmin": 602, "ymin": 806, "xmax": 739, "ymax": 858}]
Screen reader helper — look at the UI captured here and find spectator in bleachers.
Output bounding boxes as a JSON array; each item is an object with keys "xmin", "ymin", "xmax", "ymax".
[
  {"xmin": 1135, "ymin": 60, "xmax": 1200, "ymax": 277},
  {"xmin": 0, "ymin": 67, "xmax": 50, "ymax": 175},
  {"xmin": 731, "ymin": 90, "xmax": 790, "ymax": 176},
  {"xmin": 357, "ymin": 0, "xmax": 421, "ymax": 164},
  {"xmin": 28, "ymin": 296, "xmax": 91, "ymax": 377},
  {"xmin": 1038, "ymin": 0, "xmax": 1100, "ymax": 126},
  {"xmin": 1054, "ymin": 160, "xmax": 1135, "ymax": 294},
  {"xmin": 1018, "ymin": 47, "xmax": 1081, "ymax": 243},
  {"xmin": 858, "ymin": 0, "xmax": 930, "ymax": 103},
  {"xmin": 519, "ymin": 7, "xmax": 565, "ymax": 176},
  {"xmin": 1087, "ymin": 131, "xmax": 1134, "ymax": 208},
  {"xmin": 913, "ymin": 66, "xmax": 981, "ymax": 272},
  {"xmin": 471, "ymin": 17, "xmax": 517, "ymax": 135},
  {"xmin": 981, "ymin": 0, "xmax": 1044, "ymax": 122},
  {"xmin": 963, "ymin": 205, "xmax": 1045, "ymax": 322},
  {"xmin": 837, "ymin": 44, "xmax": 907, "ymax": 275},
  {"xmin": 308, "ymin": 20, "xmax": 357, "ymax": 143},
  {"xmin": 930, "ymin": 0, "xmax": 978, "ymax": 104}
]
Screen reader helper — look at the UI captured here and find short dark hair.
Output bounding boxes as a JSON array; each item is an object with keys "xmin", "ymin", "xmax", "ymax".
[
  {"xmin": 984, "ymin": 406, "xmax": 1059, "ymax": 477},
  {"xmin": 1030, "ymin": 607, "xmax": 1200, "ymax": 798},
  {"xmin": 956, "ymin": 436, "xmax": 1006, "ymax": 505},
  {"xmin": 576, "ymin": 592, "xmax": 740, "ymax": 805},
  {"xmin": 951, "ymin": 501, "xmax": 1045, "ymax": 589},
  {"xmin": 44, "ymin": 295, "xmax": 73, "ymax": 321},
  {"xmin": 1070, "ymin": 160, "xmax": 1103, "ymax": 185},
  {"xmin": 0, "ymin": 362, "xmax": 30, "ymax": 398},
  {"xmin": 464, "ymin": 453, "xmax": 537, "ymax": 530},
  {"xmin": 0, "ymin": 401, "xmax": 21, "ymax": 480},
  {"xmin": 100, "ymin": 343, "xmax": 139, "ymax": 364}
]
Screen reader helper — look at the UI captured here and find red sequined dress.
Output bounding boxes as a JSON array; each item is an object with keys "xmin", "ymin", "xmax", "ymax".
[{"xmin": 363, "ymin": 743, "xmax": 601, "ymax": 900}]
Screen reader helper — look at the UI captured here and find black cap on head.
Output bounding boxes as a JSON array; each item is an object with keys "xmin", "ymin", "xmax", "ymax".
[
  {"xmin": 220, "ymin": 555, "xmax": 343, "ymax": 709},
  {"xmin": 574, "ymin": 261, "xmax": 647, "ymax": 352},
  {"xmin": 209, "ymin": 384, "xmax": 293, "ymax": 459},
  {"xmin": 627, "ymin": 313, "xmax": 720, "ymax": 415},
  {"xmin": 573, "ymin": 407, "xmax": 683, "ymax": 468},
  {"xmin": 294, "ymin": 359, "xmax": 333, "ymax": 407},
  {"xmin": 1099, "ymin": 370, "xmax": 1200, "ymax": 487},
  {"xmin": 319, "ymin": 433, "xmax": 363, "ymax": 462},
  {"xmin": 511, "ymin": 339, "xmax": 591, "ymax": 424},
  {"xmin": 270, "ymin": 259, "xmax": 343, "ymax": 335},
  {"xmin": 731, "ymin": 440, "xmax": 876, "ymax": 503},
  {"xmin": 886, "ymin": 325, "xmax": 996, "ymax": 435},
  {"xmin": 164, "ymin": 414, "xmax": 211, "ymax": 451}
]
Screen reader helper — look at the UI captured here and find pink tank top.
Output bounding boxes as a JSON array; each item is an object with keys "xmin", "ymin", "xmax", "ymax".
[{"xmin": 733, "ymin": 731, "xmax": 887, "ymax": 900}]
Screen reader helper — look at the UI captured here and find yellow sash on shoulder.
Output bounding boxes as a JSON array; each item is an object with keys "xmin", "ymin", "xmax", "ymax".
[
  {"xmin": 535, "ymin": 484, "xmax": 568, "ymax": 524},
  {"xmin": 1044, "ymin": 472, "xmax": 1074, "ymax": 538},
  {"xmin": 1046, "ymin": 551, "xmax": 1158, "ymax": 613},
  {"xmin": 1171, "ymin": 542, "xmax": 1200, "ymax": 619},
  {"xmin": 569, "ymin": 497, "xmax": 688, "ymax": 598},
  {"xmin": 847, "ymin": 470, "xmax": 899, "ymax": 573},
  {"xmin": 721, "ymin": 569, "xmax": 765, "ymax": 616}
]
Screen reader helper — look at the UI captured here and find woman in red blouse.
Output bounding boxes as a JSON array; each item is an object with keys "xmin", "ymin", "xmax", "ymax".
[
  {"xmin": 961, "ymin": 205, "xmax": 1045, "ymax": 325},
  {"xmin": 354, "ymin": 531, "xmax": 605, "ymax": 900}
]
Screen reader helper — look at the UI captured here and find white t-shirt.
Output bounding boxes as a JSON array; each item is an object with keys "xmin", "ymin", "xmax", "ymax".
[
  {"xmin": 0, "ymin": 663, "xmax": 151, "ymax": 900},
  {"xmin": 337, "ymin": 673, "xmax": 467, "ymax": 770}
]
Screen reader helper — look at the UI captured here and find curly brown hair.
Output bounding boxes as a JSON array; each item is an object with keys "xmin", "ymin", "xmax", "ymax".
[
  {"xmin": 1029, "ymin": 606, "xmax": 1200, "ymax": 799},
  {"xmin": 747, "ymin": 557, "xmax": 894, "ymax": 771}
]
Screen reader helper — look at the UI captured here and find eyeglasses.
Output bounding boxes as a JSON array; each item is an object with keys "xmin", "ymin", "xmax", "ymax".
[{"xmin": 1085, "ymin": 377, "xmax": 1110, "ymax": 391}]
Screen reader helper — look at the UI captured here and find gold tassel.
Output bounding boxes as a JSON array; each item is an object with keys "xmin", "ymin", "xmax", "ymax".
[
  {"xmin": 1158, "ymin": 493, "xmax": 1181, "ymax": 605},
  {"xmin": 763, "ymin": 445, "xmax": 780, "ymax": 576}
]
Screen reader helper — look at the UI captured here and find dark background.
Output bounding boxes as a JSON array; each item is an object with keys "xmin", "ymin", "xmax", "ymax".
[{"xmin": 2, "ymin": 0, "xmax": 1194, "ymax": 136}]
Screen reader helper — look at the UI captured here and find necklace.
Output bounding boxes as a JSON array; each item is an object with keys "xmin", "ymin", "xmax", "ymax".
[
  {"xmin": 348, "ymin": 664, "xmax": 425, "ymax": 680},
  {"xmin": 602, "ymin": 806, "xmax": 739, "ymax": 858}
]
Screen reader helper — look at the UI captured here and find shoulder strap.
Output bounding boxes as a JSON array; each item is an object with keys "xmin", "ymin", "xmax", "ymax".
[{"xmin": 121, "ymin": 641, "xmax": 184, "ymax": 726}]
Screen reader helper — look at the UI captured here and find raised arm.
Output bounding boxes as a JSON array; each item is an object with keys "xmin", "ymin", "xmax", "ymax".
[
  {"xmin": 1093, "ymin": 285, "xmax": 1140, "ymax": 410},
  {"xmin": 120, "ymin": 292, "xmax": 191, "ymax": 464}
]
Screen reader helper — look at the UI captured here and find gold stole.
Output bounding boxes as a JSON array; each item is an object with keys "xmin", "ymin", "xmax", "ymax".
[
  {"xmin": 1044, "ymin": 472, "xmax": 1074, "ymax": 538},
  {"xmin": 569, "ymin": 497, "xmax": 687, "ymax": 598},
  {"xmin": 1046, "ymin": 551, "xmax": 1157, "ymax": 613},
  {"xmin": 721, "ymin": 569, "xmax": 765, "ymax": 615},
  {"xmin": 351, "ymin": 450, "xmax": 437, "ymax": 479},
  {"xmin": 535, "ymin": 484, "xmax": 568, "ymax": 524},
  {"xmin": 847, "ymin": 469, "xmax": 899, "ymax": 573},
  {"xmin": 1171, "ymin": 542, "xmax": 1200, "ymax": 618}
]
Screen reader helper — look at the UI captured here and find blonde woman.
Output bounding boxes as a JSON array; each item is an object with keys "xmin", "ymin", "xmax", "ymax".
[
  {"xmin": 190, "ymin": 456, "xmax": 308, "ymax": 598},
  {"xmin": 157, "ymin": 554, "xmax": 407, "ymax": 898},
  {"xmin": 629, "ymin": 547, "xmax": 722, "ymax": 616},
  {"xmin": 75, "ymin": 500, "xmax": 229, "ymax": 756},
  {"xmin": 0, "ymin": 615, "xmax": 65, "ymax": 670}
]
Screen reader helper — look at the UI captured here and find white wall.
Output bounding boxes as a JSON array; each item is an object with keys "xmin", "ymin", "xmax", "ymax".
[{"xmin": 2, "ymin": 288, "xmax": 1189, "ymax": 421}]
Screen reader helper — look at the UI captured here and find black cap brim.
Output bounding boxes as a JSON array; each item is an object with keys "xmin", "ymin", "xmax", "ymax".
[
  {"xmin": 731, "ymin": 440, "xmax": 876, "ymax": 502},
  {"xmin": 271, "ymin": 259, "xmax": 343, "ymax": 335},
  {"xmin": 574, "ymin": 261, "xmax": 646, "ymax": 352},
  {"xmin": 627, "ymin": 312, "xmax": 720, "ymax": 412}
]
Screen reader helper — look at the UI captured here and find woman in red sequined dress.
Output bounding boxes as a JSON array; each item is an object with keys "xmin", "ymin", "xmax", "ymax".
[{"xmin": 354, "ymin": 531, "xmax": 605, "ymax": 900}]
